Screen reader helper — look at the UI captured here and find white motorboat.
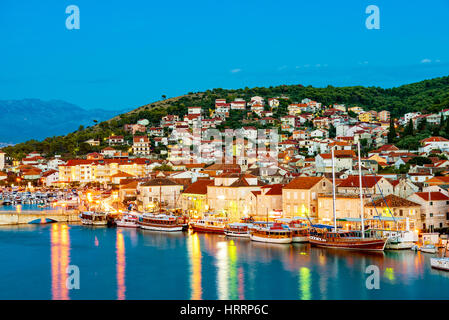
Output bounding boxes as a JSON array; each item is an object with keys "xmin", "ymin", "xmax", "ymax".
[
  {"xmin": 420, "ymin": 244, "xmax": 438, "ymax": 254},
  {"xmin": 385, "ymin": 230, "xmax": 418, "ymax": 250},
  {"xmin": 430, "ymin": 257, "xmax": 449, "ymax": 271},
  {"xmin": 116, "ymin": 212, "xmax": 139, "ymax": 228}
]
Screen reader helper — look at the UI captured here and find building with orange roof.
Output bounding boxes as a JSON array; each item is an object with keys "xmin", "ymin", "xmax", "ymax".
[
  {"xmin": 207, "ymin": 173, "xmax": 262, "ymax": 221},
  {"xmin": 337, "ymin": 175, "xmax": 394, "ymax": 196},
  {"xmin": 424, "ymin": 176, "xmax": 449, "ymax": 186},
  {"xmin": 133, "ymin": 135, "xmax": 151, "ymax": 156},
  {"xmin": 181, "ymin": 179, "xmax": 214, "ymax": 216},
  {"xmin": 282, "ymin": 176, "xmax": 332, "ymax": 218},
  {"xmin": 245, "ymin": 184, "xmax": 285, "ymax": 218}
]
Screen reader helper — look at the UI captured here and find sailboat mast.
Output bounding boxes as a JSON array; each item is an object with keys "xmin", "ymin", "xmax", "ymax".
[
  {"xmin": 331, "ymin": 146, "xmax": 337, "ymax": 232},
  {"xmin": 358, "ymin": 141, "xmax": 365, "ymax": 239}
]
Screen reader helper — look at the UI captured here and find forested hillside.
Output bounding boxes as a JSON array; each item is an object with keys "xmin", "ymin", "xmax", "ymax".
[{"xmin": 3, "ymin": 76, "xmax": 449, "ymax": 160}]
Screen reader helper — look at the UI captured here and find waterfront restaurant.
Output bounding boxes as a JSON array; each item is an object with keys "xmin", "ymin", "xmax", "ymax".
[{"xmin": 364, "ymin": 194, "xmax": 421, "ymax": 231}]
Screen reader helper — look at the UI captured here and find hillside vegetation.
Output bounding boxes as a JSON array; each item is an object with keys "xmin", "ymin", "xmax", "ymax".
[{"xmin": 3, "ymin": 76, "xmax": 449, "ymax": 160}]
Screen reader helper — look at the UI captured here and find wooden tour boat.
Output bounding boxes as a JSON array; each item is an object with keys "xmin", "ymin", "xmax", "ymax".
[
  {"xmin": 276, "ymin": 218, "xmax": 309, "ymax": 243},
  {"xmin": 419, "ymin": 244, "xmax": 438, "ymax": 254},
  {"xmin": 224, "ymin": 223, "xmax": 252, "ymax": 238},
  {"xmin": 79, "ymin": 211, "xmax": 108, "ymax": 226},
  {"xmin": 308, "ymin": 230, "xmax": 387, "ymax": 251},
  {"xmin": 190, "ymin": 216, "xmax": 228, "ymax": 234},
  {"xmin": 309, "ymin": 143, "xmax": 386, "ymax": 252},
  {"xmin": 138, "ymin": 213, "xmax": 184, "ymax": 232},
  {"xmin": 250, "ymin": 223, "xmax": 292, "ymax": 244}
]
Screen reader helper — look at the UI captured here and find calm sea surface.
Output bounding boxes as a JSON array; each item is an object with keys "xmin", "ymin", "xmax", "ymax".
[{"xmin": 0, "ymin": 218, "xmax": 448, "ymax": 299}]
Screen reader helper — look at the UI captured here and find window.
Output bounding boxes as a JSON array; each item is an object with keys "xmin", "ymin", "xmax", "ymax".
[
  {"xmin": 399, "ymin": 210, "xmax": 403, "ymax": 217},
  {"xmin": 430, "ymin": 213, "xmax": 433, "ymax": 218},
  {"xmin": 430, "ymin": 202, "xmax": 433, "ymax": 206}
]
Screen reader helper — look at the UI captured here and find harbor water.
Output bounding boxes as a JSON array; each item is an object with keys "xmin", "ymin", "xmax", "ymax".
[{"xmin": 0, "ymin": 222, "xmax": 448, "ymax": 300}]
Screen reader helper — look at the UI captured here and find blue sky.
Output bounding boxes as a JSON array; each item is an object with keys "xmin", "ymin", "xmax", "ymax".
[{"xmin": 0, "ymin": 0, "xmax": 448, "ymax": 111}]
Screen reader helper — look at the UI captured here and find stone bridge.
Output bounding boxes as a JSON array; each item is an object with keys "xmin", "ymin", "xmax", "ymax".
[{"xmin": 0, "ymin": 210, "xmax": 80, "ymax": 225}]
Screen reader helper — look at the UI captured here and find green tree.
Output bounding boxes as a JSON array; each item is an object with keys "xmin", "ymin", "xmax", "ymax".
[
  {"xmin": 403, "ymin": 119, "xmax": 414, "ymax": 136},
  {"xmin": 387, "ymin": 117, "xmax": 396, "ymax": 143}
]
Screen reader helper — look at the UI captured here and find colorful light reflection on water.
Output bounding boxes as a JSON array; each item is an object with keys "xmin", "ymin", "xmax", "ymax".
[{"xmin": 0, "ymin": 224, "xmax": 448, "ymax": 300}]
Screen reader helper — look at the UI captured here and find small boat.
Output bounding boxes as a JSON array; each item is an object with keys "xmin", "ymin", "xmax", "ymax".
[
  {"xmin": 419, "ymin": 244, "xmax": 438, "ymax": 254},
  {"xmin": 384, "ymin": 230, "xmax": 418, "ymax": 250},
  {"xmin": 116, "ymin": 213, "xmax": 139, "ymax": 228},
  {"xmin": 138, "ymin": 213, "xmax": 184, "ymax": 232},
  {"xmin": 224, "ymin": 223, "xmax": 252, "ymax": 238},
  {"xmin": 430, "ymin": 257, "xmax": 449, "ymax": 271},
  {"xmin": 79, "ymin": 211, "xmax": 108, "ymax": 226},
  {"xmin": 431, "ymin": 241, "xmax": 449, "ymax": 271},
  {"xmin": 190, "ymin": 217, "xmax": 228, "ymax": 234},
  {"xmin": 250, "ymin": 223, "xmax": 292, "ymax": 244}
]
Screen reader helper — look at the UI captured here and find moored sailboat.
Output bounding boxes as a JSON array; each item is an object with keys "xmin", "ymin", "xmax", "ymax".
[{"xmin": 308, "ymin": 143, "xmax": 386, "ymax": 252}]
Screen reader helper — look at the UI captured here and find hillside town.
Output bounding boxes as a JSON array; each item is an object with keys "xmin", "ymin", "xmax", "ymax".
[{"xmin": 1, "ymin": 95, "xmax": 449, "ymax": 234}]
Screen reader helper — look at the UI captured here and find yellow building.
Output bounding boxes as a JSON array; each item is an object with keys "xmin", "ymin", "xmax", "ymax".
[
  {"xmin": 207, "ymin": 173, "xmax": 261, "ymax": 222},
  {"xmin": 282, "ymin": 177, "xmax": 332, "ymax": 218},
  {"xmin": 58, "ymin": 158, "xmax": 151, "ymax": 184},
  {"xmin": 358, "ymin": 112, "xmax": 372, "ymax": 122},
  {"xmin": 181, "ymin": 179, "xmax": 214, "ymax": 217}
]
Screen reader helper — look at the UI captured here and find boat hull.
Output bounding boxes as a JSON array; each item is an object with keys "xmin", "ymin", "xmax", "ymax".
[
  {"xmin": 80, "ymin": 219, "xmax": 107, "ymax": 226},
  {"xmin": 430, "ymin": 258, "xmax": 449, "ymax": 271},
  {"xmin": 420, "ymin": 248, "xmax": 438, "ymax": 254},
  {"xmin": 225, "ymin": 231, "xmax": 250, "ymax": 238},
  {"xmin": 116, "ymin": 221, "xmax": 138, "ymax": 228},
  {"xmin": 139, "ymin": 223, "xmax": 183, "ymax": 232},
  {"xmin": 309, "ymin": 236, "xmax": 386, "ymax": 251},
  {"xmin": 191, "ymin": 224, "xmax": 225, "ymax": 234},
  {"xmin": 250, "ymin": 234, "xmax": 292, "ymax": 244},
  {"xmin": 385, "ymin": 241, "xmax": 414, "ymax": 250}
]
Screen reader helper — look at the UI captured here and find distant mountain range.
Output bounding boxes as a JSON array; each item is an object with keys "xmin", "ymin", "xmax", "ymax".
[{"xmin": 0, "ymin": 99, "xmax": 124, "ymax": 144}]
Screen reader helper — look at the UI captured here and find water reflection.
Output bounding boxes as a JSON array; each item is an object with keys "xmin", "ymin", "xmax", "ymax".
[
  {"xmin": 116, "ymin": 229, "xmax": 126, "ymax": 300},
  {"xmin": 36, "ymin": 227, "xmax": 449, "ymax": 299},
  {"xmin": 50, "ymin": 224, "xmax": 70, "ymax": 300},
  {"xmin": 299, "ymin": 267, "xmax": 311, "ymax": 300},
  {"xmin": 216, "ymin": 241, "xmax": 229, "ymax": 300},
  {"xmin": 187, "ymin": 232, "xmax": 202, "ymax": 300}
]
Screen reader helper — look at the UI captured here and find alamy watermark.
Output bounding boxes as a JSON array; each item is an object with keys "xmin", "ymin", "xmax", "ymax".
[
  {"xmin": 365, "ymin": 5, "xmax": 380, "ymax": 30},
  {"xmin": 66, "ymin": 265, "xmax": 80, "ymax": 290},
  {"xmin": 365, "ymin": 265, "xmax": 380, "ymax": 290},
  {"xmin": 66, "ymin": 5, "xmax": 80, "ymax": 30}
]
